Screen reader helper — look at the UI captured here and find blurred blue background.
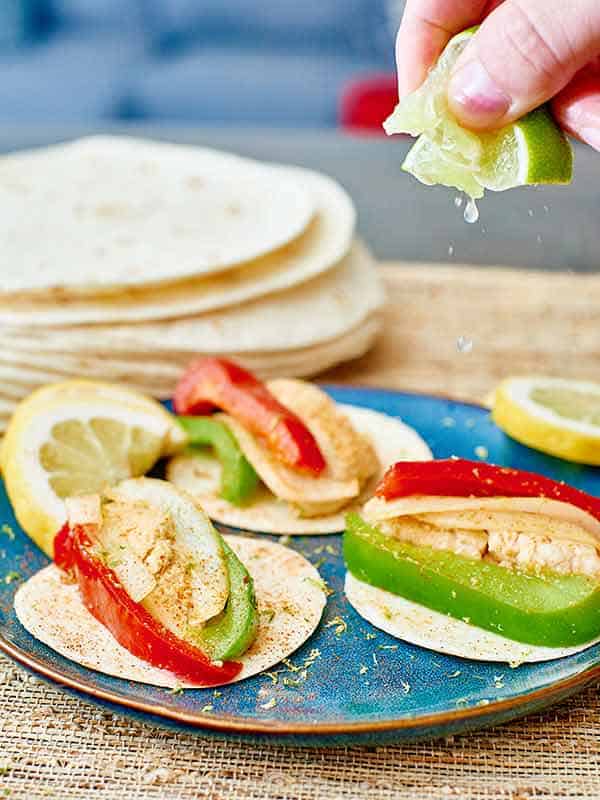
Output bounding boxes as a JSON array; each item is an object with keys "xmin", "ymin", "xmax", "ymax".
[{"xmin": 0, "ymin": 0, "xmax": 399, "ymax": 126}]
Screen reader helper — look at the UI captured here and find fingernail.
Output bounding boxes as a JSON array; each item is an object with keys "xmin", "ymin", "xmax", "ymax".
[
  {"xmin": 579, "ymin": 127, "xmax": 600, "ymax": 151},
  {"xmin": 448, "ymin": 59, "xmax": 511, "ymax": 128}
]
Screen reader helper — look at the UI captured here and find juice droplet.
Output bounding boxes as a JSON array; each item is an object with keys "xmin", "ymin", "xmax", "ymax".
[
  {"xmin": 463, "ymin": 198, "xmax": 479, "ymax": 224},
  {"xmin": 456, "ymin": 336, "xmax": 473, "ymax": 353},
  {"xmin": 448, "ymin": 244, "xmax": 454, "ymax": 256},
  {"xmin": 454, "ymin": 196, "xmax": 463, "ymax": 208}
]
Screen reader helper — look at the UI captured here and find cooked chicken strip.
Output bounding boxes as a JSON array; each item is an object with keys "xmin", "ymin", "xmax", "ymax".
[
  {"xmin": 367, "ymin": 501, "xmax": 600, "ymax": 578},
  {"xmin": 363, "ymin": 495, "xmax": 600, "ymax": 540},
  {"xmin": 378, "ymin": 516, "xmax": 488, "ymax": 560},
  {"xmin": 219, "ymin": 382, "xmax": 379, "ymax": 517},
  {"xmin": 222, "ymin": 413, "xmax": 360, "ymax": 516},
  {"xmin": 102, "ymin": 498, "xmax": 175, "ymax": 578},
  {"xmin": 66, "ymin": 495, "xmax": 177, "ymax": 604},
  {"xmin": 418, "ymin": 510, "xmax": 597, "ymax": 547},
  {"xmin": 487, "ymin": 530, "xmax": 600, "ymax": 578},
  {"xmin": 267, "ymin": 379, "xmax": 379, "ymax": 484}
]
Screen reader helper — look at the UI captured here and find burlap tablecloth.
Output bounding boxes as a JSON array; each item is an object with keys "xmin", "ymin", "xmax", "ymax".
[{"xmin": 2, "ymin": 264, "xmax": 599, "ymax": 800}]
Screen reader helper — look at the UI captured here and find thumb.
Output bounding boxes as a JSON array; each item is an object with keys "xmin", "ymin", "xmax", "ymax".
[{"xmin": 447, "ymin": 0, "xmax": 600, "ymax": 130}]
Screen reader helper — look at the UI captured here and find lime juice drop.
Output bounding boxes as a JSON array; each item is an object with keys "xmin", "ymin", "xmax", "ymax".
[{"xmin": 463, "ymin": 198, "xmax": 479, "ymax": 224}]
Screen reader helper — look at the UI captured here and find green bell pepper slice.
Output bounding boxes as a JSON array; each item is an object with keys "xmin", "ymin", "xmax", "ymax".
[
  {"xmin": 178, "ymin": 416, "xmax": 259, "ymax": 506},
  {"xmin": 192, "ymin": 539, "xmax": 259, "ymax": 661},
  {"xmin": 344, "ymin": 513, "xmax": 600, "ymax": 648}
]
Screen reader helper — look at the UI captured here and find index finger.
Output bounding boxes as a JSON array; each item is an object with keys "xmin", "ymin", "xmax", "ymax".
[{"xmin": 396, "ymin": 0, "xmax": 498, "ymax": 97}]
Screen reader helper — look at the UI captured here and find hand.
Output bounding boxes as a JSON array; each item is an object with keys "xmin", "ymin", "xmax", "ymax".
[{"xmin": 395, "ymin": 0, "xmax": 600, "ymax": 149}]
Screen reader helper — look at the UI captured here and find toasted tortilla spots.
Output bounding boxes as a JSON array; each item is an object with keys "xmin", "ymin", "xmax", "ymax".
[
  {"xmin": 167, "ymin": 405, "xmax": 432, "ymax": 535},
  {"xmin": 0, "ymin": 168, "xmax": 357, "ymax": 327},
  {"xmin": 345, "ymin": 573, "xmax": 600, "ymax": 664},
  {"xmin": 0, "ymin": 136, "xmax": 316, "ymax": 297},
  {"xmin": 14, "ymin": 535, "xmax": 326, "ymax": 688}
]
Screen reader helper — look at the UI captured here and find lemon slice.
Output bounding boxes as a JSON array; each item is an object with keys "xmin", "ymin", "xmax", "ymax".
[
  {"xmin": 0, "ymin": 380, "xmax": 186, "ymax": 556},
  {"xmin": 384, "ymin": 28, "xmax": 573, "ymax": 200},
  {"xmin": 492, "ymin": 377, "xmax": 600, "ymax": 465}
]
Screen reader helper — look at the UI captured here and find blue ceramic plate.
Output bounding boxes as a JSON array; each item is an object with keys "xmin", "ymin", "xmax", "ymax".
[{"xmin": 1, "ymin": 387, "xmax": 600, "ymax": 747}]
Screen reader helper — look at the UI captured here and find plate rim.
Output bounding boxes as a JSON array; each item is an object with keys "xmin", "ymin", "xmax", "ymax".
[
  {"xmin": 2, "ymin": 386, "xmax": 599, "ymax": 737},
  {"xmin": 2, "ymin": 634, "xmax": 599, "ymax": 735}
]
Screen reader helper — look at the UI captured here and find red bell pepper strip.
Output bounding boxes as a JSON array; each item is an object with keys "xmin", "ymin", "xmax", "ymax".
[
  {"xmin": 376, "ymin": 458, "xmax": 600, "ymax": 522},
  {"xmin": 54, "ymin": 522, "xmax": 74, "ymax": 571},
  {"xmin": 54, "ymin": 524, "xmax": 241, "ymax": 686},
  {"xmin": 173, "ymin": 357, "xmax": 326, "ymax": 474}
]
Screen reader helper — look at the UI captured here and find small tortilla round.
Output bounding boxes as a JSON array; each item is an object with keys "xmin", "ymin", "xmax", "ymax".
[
  {"xmin": 0, "ymin": 242, "xmax": 381, "ymax": 353},
  {"xmin": 0, "ymin": 137, "xmax": 315, "ymax": 298},
  {"xmin": 14, "ymin": 535, "xmax": 326, "ymax": 688},
  {"xmin": 167, "ymin": 405, "xmax": 432, "ymax": 535},
  {"xmin": 0, "ymin": 318, "xmax": 382, "ymax": 411},
  {"xmin": 345, "ymin": 573, "xmax": 600, "ymax": 664},
  {"xmin": 0, "ymin": 151, "xmax": 354, "ymax": 323},
  {"xmin": 0, "ymin": 397, "xmax": 17, "ymax": 413}
]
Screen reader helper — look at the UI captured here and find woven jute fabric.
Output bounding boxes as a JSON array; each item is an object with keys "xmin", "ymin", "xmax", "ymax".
[
  {"xmin": 1, "ymin": 656, "xmax": 599, "ymax": 800},
  {"xmin": 2, "ymin": 264, "xmax": 600, "ymax": 800}
]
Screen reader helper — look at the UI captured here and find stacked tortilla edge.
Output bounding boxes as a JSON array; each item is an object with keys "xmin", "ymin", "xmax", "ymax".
[{"xmin": 0, "ymin": 136, "xmax": 385, "ymax": 431}]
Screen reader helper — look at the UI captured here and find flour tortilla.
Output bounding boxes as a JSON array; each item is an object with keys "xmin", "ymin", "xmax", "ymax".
[
  {"xmin": 0, "ymin": 319, "xmax": 382, "ymax": 434},
  {"xmin": 0, "ymin": 316, "xmax": 382, "ymax": 410},
  {"xmin": 345, "ymin": 573, "xmax": 600, "ymax": 664},
  {"xmin": 167, "ymin": 405, "xmax": 432, "ymax": 535},
  {"xmin": 0, "ymin": 241, "xmax": 381, "ymax": 353},
  {"xmin": 14, "ymin": 534, "xmax": 326, "ymax": 688},
  {"xmin": 0, "ymin": 148, "xmax": 354, "ymax": 324},
  {"xmin": 0, "ymin": 397, "xmax": 15, "ymax": 414},
  {"xmin": 0, "ymin": 383, "xmax": 34, "ymax": 401},
  {"xmin": 0, "ymin": 136, "xmax": 315, "ymax": 298}
]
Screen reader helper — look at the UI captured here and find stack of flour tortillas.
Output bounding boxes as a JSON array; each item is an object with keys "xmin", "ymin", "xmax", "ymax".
[{"xmin": 0, "ymin": 136, "xmax": 385, "ymax": 433}]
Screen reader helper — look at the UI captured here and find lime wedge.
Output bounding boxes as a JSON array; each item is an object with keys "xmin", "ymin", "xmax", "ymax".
[
  {"xmin": 385, "ymin": 28, "xmax": 573, "ymax": 200},
  {"xmin": 492, "ymin": 377, "xmax": 600, "ymax": 465}
]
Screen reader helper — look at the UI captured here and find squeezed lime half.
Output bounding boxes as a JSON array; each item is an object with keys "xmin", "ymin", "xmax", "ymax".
[{"xmin": 385, "ymin": 28, "xmax": 573, "ymax": 203}]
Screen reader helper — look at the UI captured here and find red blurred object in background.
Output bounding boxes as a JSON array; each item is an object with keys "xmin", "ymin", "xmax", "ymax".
[{"xmin": 339, "ymin": 74, "xmax": 399, "ymax": 135}]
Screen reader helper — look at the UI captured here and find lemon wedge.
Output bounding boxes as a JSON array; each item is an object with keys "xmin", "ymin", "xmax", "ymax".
[
  {"xmin": 492, "ymin": 377, "xmax": 600, "ymax": 465},
  {"xmin": 0, "ymin": 380, "xmax": 186, "ymax": 556}
]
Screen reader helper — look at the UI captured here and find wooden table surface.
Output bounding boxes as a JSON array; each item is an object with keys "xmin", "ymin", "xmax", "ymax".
[
  {"xmin": 327, "ymin": 263, "xmax": 599, "ymax": 401},
  {"xmin": 2, "ymin": 263, "xmax": 600, "ymax": 800}
]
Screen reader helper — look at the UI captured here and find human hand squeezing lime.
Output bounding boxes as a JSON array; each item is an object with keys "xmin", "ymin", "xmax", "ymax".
[
  {"xmin": 387, "ymin": 0, "xmax": 600, "ymax": 204},
  {"xmin": 396, "ymin": 0, "xmax": 600, "ymax": 143}
]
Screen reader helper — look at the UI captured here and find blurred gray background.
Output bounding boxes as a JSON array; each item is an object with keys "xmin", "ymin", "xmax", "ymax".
[
  {"xmin": 0, "ymin": 127, "xmax": 595, "ymax": 272},
  {"xmin": 0, "ymin": 0, "xmax": 596, "ymax": 272}
]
